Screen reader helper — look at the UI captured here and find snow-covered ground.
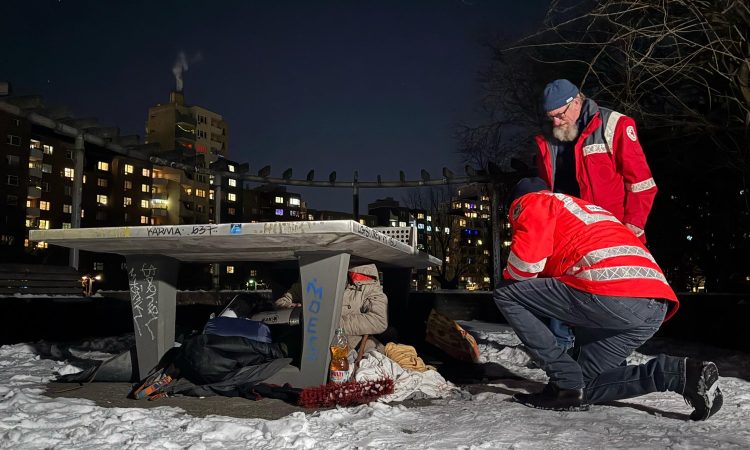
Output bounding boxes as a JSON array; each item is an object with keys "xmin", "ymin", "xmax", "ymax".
[{"xmin": 1, "ymin": 326, "xmax": 749, "ymax": 449}]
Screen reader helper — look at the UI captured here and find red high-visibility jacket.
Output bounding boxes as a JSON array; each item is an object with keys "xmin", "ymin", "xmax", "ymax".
[
  {"xmin": 535, "ymin": 101, "xmax": 657, "ymax": 241},
  {"xmin": 504, "ymin": 191, "xmax": 678, "ymax": 320}
]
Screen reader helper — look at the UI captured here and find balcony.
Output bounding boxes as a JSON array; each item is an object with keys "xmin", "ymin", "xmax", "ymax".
[
  {"xmin": 25, "ymin": 207, "xmax": 41, "ymax": 217},
  {"xmin": 27, "ymin": 186, "xmax": 42, "ymax": 199},
  {"xmin": 29, "ymin": 147, "xmax": 43, "ymax": 161},
  {"xmin": 175, "ymin": 126, "xmax": 196, "ymax": 142},
  {"xmin": 28, "ymin": 167, "xmax": 43, "ymax": 179},
  {"xmin": 151, "ymin": 177, "xmax": 168, "ymax": 187},
  {"xmin": 151, "ymin": 208, "xmax": 168, "ymax": 217},
  {"xmin": 151, "ymin": 192, "xmax": 168, "ymax": 201},
  {"xmin": 176, "ymin": 112, "xmax": 196, "ymax": 126}
]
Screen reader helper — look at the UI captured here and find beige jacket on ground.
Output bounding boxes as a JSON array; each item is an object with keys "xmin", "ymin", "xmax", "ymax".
[{"xmin": 275, "ymin": 263, "xmax": 388, "ymax": 351}]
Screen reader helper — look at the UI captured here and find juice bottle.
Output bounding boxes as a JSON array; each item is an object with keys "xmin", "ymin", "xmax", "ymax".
[{"xmin": 329, "ymin": 327, "xmax": 350, "ymax": 383}]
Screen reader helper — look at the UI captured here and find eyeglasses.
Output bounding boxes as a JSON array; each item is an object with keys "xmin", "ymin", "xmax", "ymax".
[{"xmin": 548, "ymin": 101, "xmax": 573, "ymax": 121}]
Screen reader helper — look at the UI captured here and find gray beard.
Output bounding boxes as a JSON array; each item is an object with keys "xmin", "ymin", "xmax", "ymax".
[{"xmin": 552, "ymin": 123, "xmax": 579, "ymax": 142}]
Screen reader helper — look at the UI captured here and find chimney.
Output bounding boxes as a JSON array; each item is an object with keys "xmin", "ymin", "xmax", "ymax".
[{"xmin": 170, "ymin": 91, "xmax": 185, "ymax": 105}]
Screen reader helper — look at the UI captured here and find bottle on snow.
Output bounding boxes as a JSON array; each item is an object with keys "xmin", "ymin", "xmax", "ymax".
[{"xmin": 329, "ymin": 327, "xmax": 350, "ymax": 383}]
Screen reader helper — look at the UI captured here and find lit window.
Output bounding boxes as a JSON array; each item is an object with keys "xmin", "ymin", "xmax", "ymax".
[
  {"xmin": 141, "ymin": 184, "xmax": 149, "ymax": 193},
  {"xmin": 96, "ymin": 194, "xmax": 108, "ymax": 205},
  {"xmin": 426, "ymin": 215, "xmax": 432, "ymax": 222},
  {"xmin": 39, "ymin": 201, "xmax": 50, "ymax": 211},
  {"xmin": 63, "ymin": 204, "xmax": 72, "ymax": 213},
  {"xmin": 417, "ymin": 213, "xmax": 424, "ymax": 219},
  {"xmin": 228, "ymin": 165, "xmax": 235, "ymax": 173},
  {"xmin": 140, "ymin": 216, "xmax": 149, "ymax": 224},
  {"xmin": 140, "ymin": 199, "xmax": 149, "ymax": 208},
  {"xmin": 459, "ymin": 219, "xmax": 466, "ymax": 227},
  {"xmin": 97, "ymin": 161, "xmax": 109, "ymax": 171},
  {"xmin": 123, "ymin": 197, "xmax": 132, "ymax": 207},
  {"xmin": 124, "ymin": 164, "xmax": 134, "ymax": 174},
  {"xmin": 36, "ymin": 241, "xmax": 48, "ymax": 249},
  {"xmin": 64, "ymin": 167, "xmax": 75, "ymax": 179},
  {"xmin": 42, "ymin": 163, "xmax": 52, "ymax": 173},
  {"xmin": 62, "ymin": 223, "xmax": 71, "ymax": 229},
  {"xmin": 124, "ymin": 180, "xmax": 132, "ymax": 190},
  {"xmin": 83, "ymin": 175, "xmax": 86, "ymax": 184},
  {"xmin": 195, "ymin": 189, "xmax": 206, "ymax": 198},
  {"xmin": 38, "ymin": 219, "xmax": 50, "ymax": 230},
  {"xmin": 227, "ymin": 193, "xmax": 236, "ymax": 202},
  {"xmin": 24, "ymin": 239, "xmax": 29, "ymax": 248},
  {"xmin": 209, "ymin": 190, "xmax": 215, "ymax": 200},
  {"xmin": 289, "ymin": 197, "xmax": 301, "ymax": 206},
  {"xmin": 275, "ymin": 196, "xmax": 284, "ymax": 204},
  {"xmin": 275, "ymin": 208, "xmax": 284, "ymax": 216},
  {"xmin": 226, "ymin": 265, "xmax": 235, "ymax": 274},
  {"xmin": 228, "ymin": 178, "xmax": 237, "ymax": 187},
  {"xmin": 417, "ymin": 223, "xmax": 424, "ymax": 229},
  {"xmin": 142, "ymin": 168, "xmax": 150, "ymax": 177},
  {"xmin": 43, "ymin": 145, "xmax": 54, "ymax": 155},
  {"xmin": 30, "ymin": 139, "xmax": 41, "ymax": 149},
  {"xmin": 399, "ymin": 221, "xmax": 407, "ymax": 227},
  {"xmin": 97, "ymin": 178, "xmax": 108, "ymax": 187}
]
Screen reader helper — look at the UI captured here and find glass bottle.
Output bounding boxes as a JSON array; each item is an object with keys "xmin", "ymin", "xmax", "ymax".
[{"xmin": 329, "ymin": 327, "xmax": 350, "ymax": 383}]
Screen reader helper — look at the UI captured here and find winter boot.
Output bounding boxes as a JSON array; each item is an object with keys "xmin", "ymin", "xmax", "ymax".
[
  {"xmin": 683, "ymin": 358, "xmax": 723, "ymax": 421},
  {"xmin": 513, "ymin": 383, "xmax": 590, "ymax": 412}
]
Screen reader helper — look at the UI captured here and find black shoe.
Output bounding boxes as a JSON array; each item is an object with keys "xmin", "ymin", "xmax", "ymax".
[
  {"xmin": 513, "ymin": 383, "xmax": 590, "ymax": 412},
  {"xmin": 683, "ymin": 358, "xmax": 723, "ymax": 421}
]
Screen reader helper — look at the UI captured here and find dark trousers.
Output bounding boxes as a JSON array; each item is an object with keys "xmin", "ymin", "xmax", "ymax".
[{"xmin": 493, "ymin": 278, "xmax": 684, "ymax": 403}]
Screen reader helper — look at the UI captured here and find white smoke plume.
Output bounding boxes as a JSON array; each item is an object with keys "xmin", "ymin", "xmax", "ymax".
[{"xmin": 172, "ymin": 51, "xmax": 203, "ymax": 92}]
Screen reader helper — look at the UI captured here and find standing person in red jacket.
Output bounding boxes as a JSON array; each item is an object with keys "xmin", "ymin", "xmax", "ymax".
[
  {"xmin": 537, "ymin": 79, "xmax": 657, "ymax": 241},
  {"xmin": 537, "ymin": 79, "xmax": 659, "ymax": 351},
  {"xmin": 493, "ymin": 177, "xmax": 722, "ymax": 420}
]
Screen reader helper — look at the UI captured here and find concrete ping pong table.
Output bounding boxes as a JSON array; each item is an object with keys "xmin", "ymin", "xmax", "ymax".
[{"xmin": 30, "ymin": 220, "xmax": 440, "ymax": 387}]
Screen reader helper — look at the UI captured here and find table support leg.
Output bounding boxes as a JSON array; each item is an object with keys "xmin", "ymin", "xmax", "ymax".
[
  {"xmin": 124, "ymin": 254, "xmax": 179, "ymax": 380},
  {"xmin": 296, "ymin": 252, "xmax": 350, "ymax": 387}
]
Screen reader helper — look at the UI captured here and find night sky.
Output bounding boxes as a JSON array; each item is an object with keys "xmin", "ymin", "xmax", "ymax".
[{"xmin": 3, "ymin": 0, "xmax": 549, "ymax": 212}]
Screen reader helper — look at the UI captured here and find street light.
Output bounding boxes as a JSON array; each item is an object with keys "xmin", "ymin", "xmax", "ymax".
[{"xmin": 81, "ymin": 274, "xmax": 102, "ymax": 296}]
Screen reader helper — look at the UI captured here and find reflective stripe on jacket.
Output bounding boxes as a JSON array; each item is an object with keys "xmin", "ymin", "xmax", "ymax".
[
  {"xmin": 503, "ymin": 191, "xmax": 678, "ymax": 320},
  {"xmin": 535, "ymin": 100, "xmax": 657, "ymax": 241}
]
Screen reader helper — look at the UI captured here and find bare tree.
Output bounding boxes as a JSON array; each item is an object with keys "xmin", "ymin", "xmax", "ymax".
[
  {"xmin": 458, "ymin": 0, "xmax": 750, "ymax": 292},
  {"xmin": 462, "ymin": 0, "xmax": 750, "ymax": 190},
  {"xmin": 510, "ymin": 0, "xmax": 750, "ymax": 193}
]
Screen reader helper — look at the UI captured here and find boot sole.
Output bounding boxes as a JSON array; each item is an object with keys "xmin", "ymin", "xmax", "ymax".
[
  {"xmin": 689, "ymin": 362, "xmax": 722, "ymax": 421},
  {"xmin": 512, "ymin": 394, "xmax": 591, "ymax": 412}
]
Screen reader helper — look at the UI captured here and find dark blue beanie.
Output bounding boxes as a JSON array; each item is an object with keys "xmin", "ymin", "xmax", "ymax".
[
  {"xmin": 542, "ymin": 79, "xmax": 579, "ymax": 111},
  {"xmin": 505, "ymin": 177, "xmax": 549, "ymax": 211}
]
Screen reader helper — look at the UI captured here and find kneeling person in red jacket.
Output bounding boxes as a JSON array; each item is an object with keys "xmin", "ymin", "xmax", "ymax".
[{"xmin": 494, "ymin": 177, "xmax": 722, "ymax": 420}]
